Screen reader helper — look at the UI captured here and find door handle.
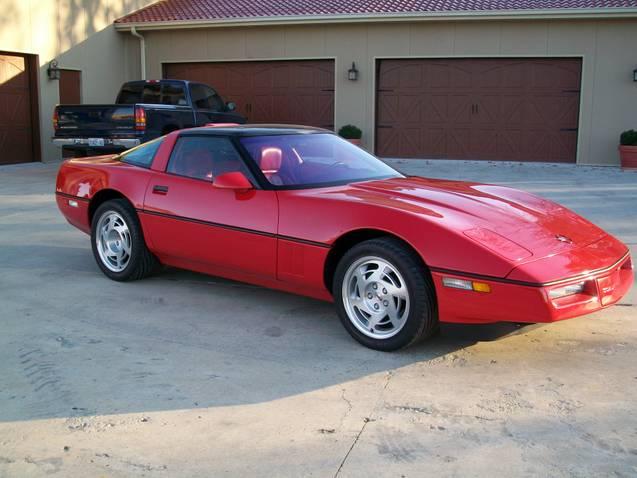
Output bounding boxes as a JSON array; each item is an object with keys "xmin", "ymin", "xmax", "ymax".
[{"xmin": 152, "ymin": 185, "xmax": 169, "ymax": 195}]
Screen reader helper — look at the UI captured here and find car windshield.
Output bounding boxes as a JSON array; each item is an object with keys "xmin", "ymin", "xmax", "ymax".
[{"xmin": 239, "ymin": 133, "xmax": 401, "ymax": 187}]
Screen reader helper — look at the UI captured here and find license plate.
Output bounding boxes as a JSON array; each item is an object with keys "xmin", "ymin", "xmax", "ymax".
[{"xmin": 88, "ymin": 138, "xmax": 105, "ymax": 147}]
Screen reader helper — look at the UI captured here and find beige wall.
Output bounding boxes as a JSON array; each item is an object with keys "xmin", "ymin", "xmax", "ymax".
[
  {"xmin": 142, "ymin": 18, "xmax": 637, "ymax": 166},
  {"xmin": 0, "ymin": 0, "xmax": 154, "ymax": 161}
]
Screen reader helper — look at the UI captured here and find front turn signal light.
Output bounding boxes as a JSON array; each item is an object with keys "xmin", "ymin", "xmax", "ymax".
[
  {"xmin": 442, "ymin": 277, "xmax": 491, "ymax": 293},
  {"xmin": 472, "ymin": 282, "xmax": 491, "ymax": 293}
]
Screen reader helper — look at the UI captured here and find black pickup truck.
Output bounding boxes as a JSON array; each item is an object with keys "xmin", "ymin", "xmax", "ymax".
[{"xmin": 53, "ymin": 80, "xmax": 245, "ymax": 157}]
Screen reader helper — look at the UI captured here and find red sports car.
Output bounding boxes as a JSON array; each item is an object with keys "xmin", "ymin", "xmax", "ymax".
[{"xmin": 56, "ymin": 125, "xmax": 633, "ymax": 351}]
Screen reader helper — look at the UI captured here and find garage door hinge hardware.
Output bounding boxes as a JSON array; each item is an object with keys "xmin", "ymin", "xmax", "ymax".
[
  {"xmin": 377, "ymin": 125, "xmax": 393, "ymax": 129},
  {"xmin": 377, "ymin": 89, "xmax": 394, "ymax": 93}
]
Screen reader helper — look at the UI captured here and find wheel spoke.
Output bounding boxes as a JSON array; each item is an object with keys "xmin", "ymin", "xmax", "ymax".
[
  {"xmin": 354, "ymin": 268, "xmax": 369, "ymax": 287},
  {"xmin": 95, "ymin": 211, "xmax": 133, "ymax": 273},
  {"xmin": 386, "ymin": 300, "xmax": 401, "ymax": 324},
  {"xmin": 367, "ymin": 265, "xmax": 386, "ymax": 283},
  {"xmin": 366, "ymin": 310, "xmax": 385, "ymax": 329},
  {"xmin": 350, "ymin": 296, "xmax": 371, "ymax": 315},
  {"xmin": 121, "ymin": 232, "xmax": 131, "ymax": 255},
  {"xmin": 383, "ymin": 282, "xmax": 407, "ymax": 299},
  {"xmin": 113, "ymin": 224, "xmax": 127, "ymax": 235},
  {"xmin": 341, "ymin": 256, "xmax": 411, "ymax": 340}
]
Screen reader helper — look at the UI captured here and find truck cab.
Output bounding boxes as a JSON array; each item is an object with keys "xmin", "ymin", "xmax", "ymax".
[{"xmin": 53, "ymin": 79, "xmax": 246, "ymax": 157}]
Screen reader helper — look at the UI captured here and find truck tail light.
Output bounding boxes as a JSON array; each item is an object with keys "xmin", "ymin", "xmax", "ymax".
[
  {"xmin": 53, "ymin": 109, "xmax": 59, "ymax": 130},
  {"xmin": 135, "ymin": 107, "xmax": 146, "ymax": 131}
]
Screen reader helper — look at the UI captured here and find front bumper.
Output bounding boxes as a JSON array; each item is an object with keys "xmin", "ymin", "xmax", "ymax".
[{"xmin": 433, "ymin": 252, "xmax": 633, "ymax": 324}]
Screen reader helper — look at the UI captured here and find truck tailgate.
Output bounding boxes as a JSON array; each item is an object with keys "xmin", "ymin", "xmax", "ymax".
[{"xmin": 56, "ymin": 104, "xmax": 136, "ymax": 137}]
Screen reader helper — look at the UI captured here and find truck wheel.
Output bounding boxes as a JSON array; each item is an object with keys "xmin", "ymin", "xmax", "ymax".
[{"xmin": 91, "ymin": 199, "xmax": 159, "ymax": 281}]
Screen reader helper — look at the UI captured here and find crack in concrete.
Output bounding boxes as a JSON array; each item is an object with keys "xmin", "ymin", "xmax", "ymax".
[
  {"xmin": 338, "ymin": 388, "xmax": 353, "ymax": 430},
  {"xmin": 334, "ymin": 371, "xmax": 394, "ymax": 477},
  {"xmin": 334, "ymin": 418, "xmax": 371, "ymax": 478}
]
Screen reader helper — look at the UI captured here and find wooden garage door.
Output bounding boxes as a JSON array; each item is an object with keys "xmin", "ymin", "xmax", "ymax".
[
  {"xmin": 0, "ymin": 53, "xmax": 36, "ymax": 164},
  {"xmin": 376, "ymin": 58, "xmax": 582, "ymax": 162},
  {"xmin": 164, "ymin": 60, "xmax": 334, "ymax": 129}
]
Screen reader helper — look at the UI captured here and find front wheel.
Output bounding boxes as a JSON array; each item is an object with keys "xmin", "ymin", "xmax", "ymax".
[
  {"xmin": 333, "ymin": 238, "xmax": 438, "ymax": 351},
  {"xmin": 91, "ymin": 199, "xmax": 158, "ymax": 281}
]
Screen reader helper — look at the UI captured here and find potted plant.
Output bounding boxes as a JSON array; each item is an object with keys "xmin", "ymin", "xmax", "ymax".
[
  {"xmin": 619, "ymin": 129, "xmax": 637, "ymax": 169},
  {"xmin": 338, "ymin": 124, "xmax": 363, "ymax": 146}
]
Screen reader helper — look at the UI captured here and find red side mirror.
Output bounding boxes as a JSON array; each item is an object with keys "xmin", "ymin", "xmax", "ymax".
[{"xmin": 213, "ymin": 171, "xmax": 253, "ymax": 190}]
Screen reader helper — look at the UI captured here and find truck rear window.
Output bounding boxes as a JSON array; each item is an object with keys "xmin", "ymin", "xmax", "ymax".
[{"xmin": 116, "ymin": 82, "xmax": 187, "ymax": 106}]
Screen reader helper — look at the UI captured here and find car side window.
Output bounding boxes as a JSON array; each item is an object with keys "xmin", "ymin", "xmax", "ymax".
[
  {"xmin": 161, "ymin": 82, "xmax": 187, "ymax": 105},
  {"xmin": 190, "ymin": 84, "xmax": 224, "ymax": 111},
  {"xmin": 166, "ymin": 136, "xmax": 250, "ymax": 182},
  {"xmin": 120, "ymin": 137, "xmax": 164, "ymax": 168}
]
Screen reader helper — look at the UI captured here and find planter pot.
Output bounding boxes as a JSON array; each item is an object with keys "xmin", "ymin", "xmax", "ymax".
[
  {"xmin": 346, "ymin": 138, "xmax": 362, "ymax": 147},
  {"xmin": 619, "ymin": 145, "xmax": 637, "ymax": 169}
]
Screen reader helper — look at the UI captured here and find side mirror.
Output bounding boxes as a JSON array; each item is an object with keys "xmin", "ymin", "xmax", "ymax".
[
  {"xmin": 213, "ymin": 171, "xmax": 253, "ymax": 190},
  {"xmin": 226, "ymin": 101, "xmax": 236, "ymax": 112}
]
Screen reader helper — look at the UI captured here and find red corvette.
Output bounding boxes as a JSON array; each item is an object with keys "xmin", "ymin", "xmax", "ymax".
[{"xmin": 56, "ymin": 125, "xmax": 633, "ymax": 351}]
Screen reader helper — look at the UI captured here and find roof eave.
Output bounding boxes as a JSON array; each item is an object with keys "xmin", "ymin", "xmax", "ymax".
[{"xmin": 114, "ymin": 8, "xmax": 637, "ymax": 31}]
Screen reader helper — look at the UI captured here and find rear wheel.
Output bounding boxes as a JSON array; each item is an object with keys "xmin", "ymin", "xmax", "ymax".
[
  {"xmin": 333, "ymin": 238, "xmax": 438, "ymax": 351},
  {"xmin": 91, "ymin": 199, "xmax": 158, "ymax": 281}
]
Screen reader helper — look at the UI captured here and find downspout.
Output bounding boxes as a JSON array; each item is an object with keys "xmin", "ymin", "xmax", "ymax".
[{"xmin": 130, "ymin": 26, "xmax": 146, "ymax": 80}]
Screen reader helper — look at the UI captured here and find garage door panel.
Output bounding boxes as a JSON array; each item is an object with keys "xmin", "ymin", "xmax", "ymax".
[
  {"xmin": 500, "ymin": 96, "xmax": 524, "ymax": 123},
  {"xmin": 475, "ymin": 95, "xmax": 500, "ymax": 124},
  {"xmin": 165, "ymin": 60, "xmax": 334, "ymax": 128},
  {"xmin": 376, "ymin": 58, "xmax": 581, "ymax": 162},
  {"xmin": 500, "ymin": 63, "xmax": 527, "ymax": 89},
  {"xmin": 447, "ymin": 95, "xmax": 472, "ymax": 124},
  {"xmin": 401, "ymin": 96, "xmax": 422, "ymax": 124},
  {"xmin": 425, "ymin": 95, "xmax": 448, "ymax": 123},
  {"xmin": 378, "ymin": 95, "xmax": 399, "ymax": 124},
  {"xmin": 497, "ymin": 130, "xmax": 521, "ymax": 159}
]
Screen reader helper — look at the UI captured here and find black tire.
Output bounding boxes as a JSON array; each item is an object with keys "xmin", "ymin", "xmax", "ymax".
[
  {"xmin": 91, "ymin": 199, "xmax": 159, "ymax": 281},
  {"xmin": 333, "ymin": 237, "xmax": 438, "ymax": 351}
]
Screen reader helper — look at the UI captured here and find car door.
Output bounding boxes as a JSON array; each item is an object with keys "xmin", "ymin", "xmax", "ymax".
[{"xmin": 141, "ymin": 134, "xmax": 278, "ymax": 279}]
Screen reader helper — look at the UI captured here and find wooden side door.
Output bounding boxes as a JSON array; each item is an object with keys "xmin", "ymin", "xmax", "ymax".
[{"xmin": 59, "ymin": 69, "xmax": 81, "ymax": 104}]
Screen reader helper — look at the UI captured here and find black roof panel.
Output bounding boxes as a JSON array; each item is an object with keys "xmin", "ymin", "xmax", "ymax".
[{"xmin": 179, "ymin": 124, "xmax": 332, "ymax": 137}]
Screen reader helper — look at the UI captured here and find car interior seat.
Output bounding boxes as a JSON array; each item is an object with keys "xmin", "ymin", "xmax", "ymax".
[
  {"xmin": 260, "ymin": 147, "xmax": 284, "ymax": 185},
  {"xmin": 171, "ymin": 148, "xmax": 215, "ymax": 181}
]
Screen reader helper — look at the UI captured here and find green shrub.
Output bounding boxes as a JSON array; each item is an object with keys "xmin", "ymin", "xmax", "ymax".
[
  {"xmin": 620, "ymin": 130, "xmax": 637, "ymax": 146},
  {"xmin": 338, "ymin": 124, "xmax": 362, "ymax": 140}
]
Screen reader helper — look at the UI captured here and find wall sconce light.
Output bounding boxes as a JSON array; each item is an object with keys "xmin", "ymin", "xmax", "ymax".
[
  {"xmin": 47, "ymin": 60, "xmax": 60, "ymax": 80},
  {"xmin": 633, "ymin": 67, "xmax": 637, "ymax": 82},
  {"xmin": 348, "ymin": 62, "xmax": 359, "ymax": 81}
]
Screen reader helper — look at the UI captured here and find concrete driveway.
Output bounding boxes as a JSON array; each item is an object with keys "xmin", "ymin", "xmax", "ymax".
[{"xmin": 0, "ymin": 160, "xmax": 636, "ymax": 477}]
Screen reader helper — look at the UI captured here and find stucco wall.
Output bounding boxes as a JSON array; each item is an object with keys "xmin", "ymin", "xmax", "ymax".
[
  {"xmin": 0, "ymin": 0, "xmax": 154, "ymax": 161},
  {"xmin": 141, "ymin": 19, "xmax": 637, "ymax": 166}
]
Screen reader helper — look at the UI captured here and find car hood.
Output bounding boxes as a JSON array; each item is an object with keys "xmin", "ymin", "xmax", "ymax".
[{"xmin": 343, "ymin": 176, "xmax": 607, "ymax": 262}]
